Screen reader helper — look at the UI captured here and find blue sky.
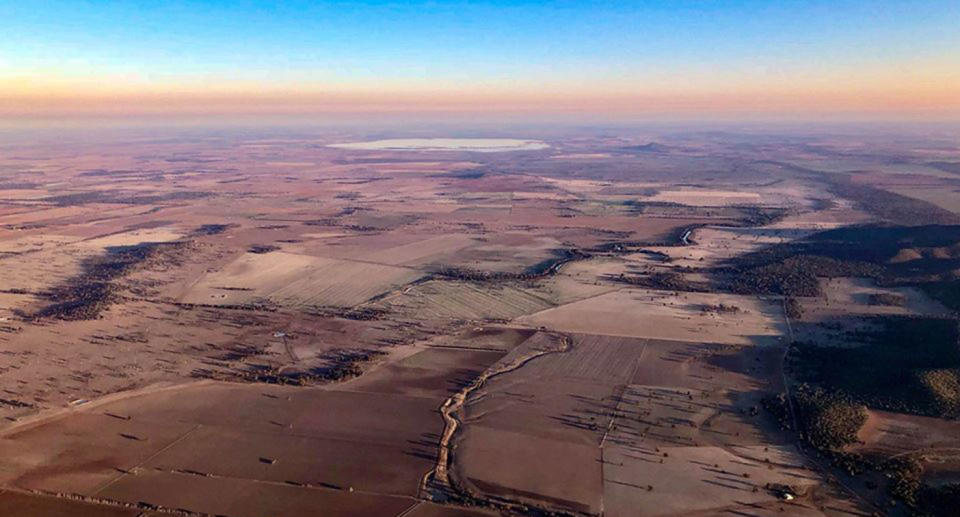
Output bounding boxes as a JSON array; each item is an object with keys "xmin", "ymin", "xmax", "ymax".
[{"xmin": 2, "ymin": 1, "xmax": 959, "ymax": 118}]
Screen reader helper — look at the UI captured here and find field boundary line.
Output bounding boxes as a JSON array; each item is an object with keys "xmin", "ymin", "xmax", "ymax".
[
  {"xmin": 0, "ymin": 380, "xmax": 212, "ymax": 438},
  {"xmin": 394, "ymin": 501, "xmax": 422, "ymax": 517},
  {"xmin": 89, "ymin": 423, "xmax": 204, "ymax": 496},
  {"xmin": 517, "ymin": 287, "xmax": 627, "ymax": 319},
  {"xmin": 598, "ymin": 345, "xmax": 645, "ymax": 516}
]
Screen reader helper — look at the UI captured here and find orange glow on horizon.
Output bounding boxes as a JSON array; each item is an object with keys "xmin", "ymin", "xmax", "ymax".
[{"xmin": 3, "ymin": 66, "xmax": 959, "ymax": 120}]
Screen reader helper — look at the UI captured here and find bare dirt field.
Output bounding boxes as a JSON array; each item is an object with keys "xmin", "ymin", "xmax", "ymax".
[
  {"xmin": 450, "ymin": 331, "xmax": 829, "ymax": 516},
  {"xmin": 372, "ymin": 280, "xmax": 555, "ymax": 321},
  {"xmin": 516, "ymin": 289, "xmax": 785, "ymax": 345},
  {"xmin": 179, "ymin": 250, "xmax": 423, "ymax": 308}
]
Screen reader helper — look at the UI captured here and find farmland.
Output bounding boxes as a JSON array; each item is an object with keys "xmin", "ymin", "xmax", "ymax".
[{"xmin": 0, "ymin": 126, "xmax": 958, "ymax": 517}]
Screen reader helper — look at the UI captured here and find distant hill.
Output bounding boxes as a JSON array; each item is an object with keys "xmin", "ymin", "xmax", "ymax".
[{"xmin": 620, "ymin": 142, "xmax": 672, "ymax": 153}]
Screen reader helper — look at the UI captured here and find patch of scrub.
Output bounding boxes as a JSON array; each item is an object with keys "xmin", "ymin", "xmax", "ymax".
[{"xmin": 329, "ymin": 138, "xmax": 549, "ymax": 152}]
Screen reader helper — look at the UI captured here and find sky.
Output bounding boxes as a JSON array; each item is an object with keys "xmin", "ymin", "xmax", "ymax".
[{"xmin": 2, "ymin": 0, "xmax": 959, "ymax": 122}]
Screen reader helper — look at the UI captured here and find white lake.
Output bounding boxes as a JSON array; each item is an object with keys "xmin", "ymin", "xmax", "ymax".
[{"xmin": 329, "ymin": 138, "xmax": 549, "ymax": 152}]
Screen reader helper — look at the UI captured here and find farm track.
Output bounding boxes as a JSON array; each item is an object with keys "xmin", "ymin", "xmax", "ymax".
[
  {"xmin": 597, "ymin": 347, "xmax": 645, "ymax": 516},
  {"xmin": 303, "ymin": 254, "xmax": 426, "ymax": 272},
  {"xmin": 0, "ymin": 379, "xmax": 213, "ymax": 437},
  {"xmin": 779, "ymin": 297, "xmax": 883, "ymax": 515}
]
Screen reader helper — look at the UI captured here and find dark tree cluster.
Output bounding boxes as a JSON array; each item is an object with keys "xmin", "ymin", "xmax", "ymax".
[
  {"xmin": 31, "ymin": 241, "xmax": 189, "ymax": 320},
  {"xmin": 248, "ymin": 244, "xmax": 281, "ymax": 254},
  {"xmin": 868, "ymin": 292, "xmax": 906, "ymax": 307},
  {"xmin": 723, "ymin": 224, "xmax": 960, "ymax": 310},
  {"xmin": 792, "ymin": 316, "xmax": 960, "ymax": 418},
  {"xmin": 608, "ymin": 271, "xmax": 710, "ymax": 292},
  {"xmin": 824, "ymin": 176, "xmax": 960, "ymax": 226},
  {"xmin": 792, "ymin": 385, "xmax": 867, "ymax": 450}
]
